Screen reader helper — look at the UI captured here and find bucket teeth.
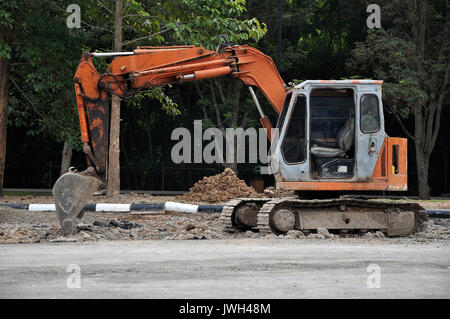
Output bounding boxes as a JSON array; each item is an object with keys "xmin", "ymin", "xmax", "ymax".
[{"xmin": 52, "ymin": 172, "xmax": 101, "ymax": 235}]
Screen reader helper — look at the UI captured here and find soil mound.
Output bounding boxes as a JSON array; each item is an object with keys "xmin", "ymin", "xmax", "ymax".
[{"xmin": 180, "ymin": 168, "xmax": 258, "ymax": 203}]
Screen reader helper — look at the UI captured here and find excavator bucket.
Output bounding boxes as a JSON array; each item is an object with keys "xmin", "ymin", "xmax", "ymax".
[{"xmin": 52, "ymin": 172, "xmax": 101, "ymax": 235}]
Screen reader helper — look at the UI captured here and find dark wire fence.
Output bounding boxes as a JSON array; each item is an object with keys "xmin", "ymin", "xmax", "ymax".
[
  {"xmin": 3, "ymin": 162, "xmax": 446, "ymax": 196},
  {"xmin": 4, "ymin": 163, "xmax": 259, "ymax": 191}
]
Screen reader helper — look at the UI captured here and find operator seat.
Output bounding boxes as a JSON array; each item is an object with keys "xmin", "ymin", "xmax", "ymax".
[{"xmin": 310, "ymin": 113, "xmax": 354, "ymax": 158}]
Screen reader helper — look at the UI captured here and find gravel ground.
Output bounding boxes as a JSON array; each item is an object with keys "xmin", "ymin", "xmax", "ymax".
[{"xmin": 0, "ymin": 206, "xmax": 448, "ymax": 245}]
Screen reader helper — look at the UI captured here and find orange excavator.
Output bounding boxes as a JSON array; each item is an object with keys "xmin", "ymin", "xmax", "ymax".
[{"xmin": 53, "ymin": 39, "xmax": 427, "ymax": 236}]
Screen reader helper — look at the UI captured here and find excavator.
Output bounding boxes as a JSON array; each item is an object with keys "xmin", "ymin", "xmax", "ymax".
[{"xmin": 53, "ymin": 38, "xmax": 428, "ymax": 236}]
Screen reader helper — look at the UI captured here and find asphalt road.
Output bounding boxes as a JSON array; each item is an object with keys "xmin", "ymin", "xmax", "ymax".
[{"xmin": 0, "ymin": 240, "xmax": 448, "ymax": 298}]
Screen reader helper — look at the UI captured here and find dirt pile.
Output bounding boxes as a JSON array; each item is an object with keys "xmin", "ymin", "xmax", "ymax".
[{"xmin": 179, "ymin": 168, "xmax": 258, "ymax": 203}]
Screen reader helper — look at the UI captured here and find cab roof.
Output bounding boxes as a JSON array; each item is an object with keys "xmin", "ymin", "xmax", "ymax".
[{"xmin": 294, "ymin": 79, "xmax": 383, "ymax": 89}]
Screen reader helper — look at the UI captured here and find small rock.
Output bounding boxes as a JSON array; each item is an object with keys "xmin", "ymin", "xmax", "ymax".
[
  {"xmin": 425, "ymin": 233, "xmax": 436, "ymax": 239},
  {"xmin": 317, "ymin": 234, "xmax": 326, "ymax": 239},
  {"xmin": 414, "ymin": 232, "xmax": 427, "ymax": 238},
  {"xmin": 80, "ymin": 231, "xmax": 91, "ymax": 240},
  {"xmin": 286, "ymin": 230, "xmax": 305, "ymax": 239},
  {"xmin": 109, "ymin": 220, "xmax": 119, "ymax": 228},
  {"xmin": 245, "ymin": 230, "xmax": 257, "ymax": 238},
  {"xmin": 317, "ymin": 227, "xmax": 329, "ymax": 237},
  {"xmin": 33, "ymin": 224, "xmax": 51, "ymax": 228},
  {"xmin": 186, "ymin": 224, "xmax": 196, "ymax": 231},
  {"xmin": 375, "ymin": 231, "xmax": 385, "ymax": 238},
  {"xmin": 189, "ymin": 235, "xmax": 207, "ymax": 240},
  {"xmin": 308, "ymin": 233, "xmax": 318, "ymax": 239},
  {"xmin": 93, "ymin": 221, "xmax": 108, "ymax": 227},
  {"xmin": 363, "ymin": 232, "xmax": 374, "ymax": 238},
  {"xmin": 77, "ymin": 225, "xmax": 92, "ymax": 232},
  {"xmin": 118, "ymin": 221, "xmax": 140, "ymax": 230}
]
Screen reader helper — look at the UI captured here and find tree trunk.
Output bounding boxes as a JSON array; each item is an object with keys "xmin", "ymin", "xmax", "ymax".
[
  {"xmin": 59, "ymin": 141, "xmax": 73, "ymax": 177},
  {"xmin": 106, "ymin": 0, "xmax": 123, "ymax": 198},
  {"xmin": 414, "ymin": 140, "xmax": 430, "ymax": 199},
  {"xmin": 0, "ymin": 27, "xmax": 12, "ymax": 197}
]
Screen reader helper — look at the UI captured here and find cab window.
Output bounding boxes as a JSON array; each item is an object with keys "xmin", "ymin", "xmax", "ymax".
[
  {"xmin": 281, "ymin": 95, "xmax": 307, "ymax": 163},
  {"xmin": 360, "ymin": 95, "xmax": 380, "ymax": 133},
  {"xmin": 276, "ymin": 92, "xmax": 292, "ymax": 129}
]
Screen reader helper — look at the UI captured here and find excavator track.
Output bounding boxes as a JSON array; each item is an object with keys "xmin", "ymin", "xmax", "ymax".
[
  {"xmin": 256, "ymin": 198, "xmax": 286, "ymax": 235},
  {"xmin": 222, "ymin": 197, "xmax": 429, "ymax": 237},
  {"xmin": 220, "ymin": 199, "xmax": 245, "ymax": 233},
  {"xmin": 219, "ymin": 198, "xmax": 271, "ymax": 232}
]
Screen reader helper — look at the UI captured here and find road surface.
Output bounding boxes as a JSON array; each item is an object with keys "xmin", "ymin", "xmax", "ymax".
[{"xmin": 0, "ymin": 240, "xmax": 448, "ymax": 298}]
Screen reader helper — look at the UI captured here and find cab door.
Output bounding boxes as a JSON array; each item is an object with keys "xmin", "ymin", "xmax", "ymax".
[{"xmin": 355, "ymin": 90, "xmax": 387, "ymax": 181}]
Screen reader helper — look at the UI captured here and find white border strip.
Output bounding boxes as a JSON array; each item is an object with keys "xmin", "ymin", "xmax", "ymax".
[
  {"xmin": 96, "ymin": 203, "xmax": 131, "ymax": 212},
  {"xmin": 8, "ymin": 202, "xmax": 208, "ymax": 214},
  {"xmin": 28, "ymin": 204, "xmax": 56, "ymax": 211},
  {"xmin": 164, "ymin": 201, "xmax": 198, "ymax": 214}
]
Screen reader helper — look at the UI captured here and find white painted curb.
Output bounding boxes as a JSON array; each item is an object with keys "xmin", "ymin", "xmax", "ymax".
[
  {"xmin": 164, "ymin": 201, "xmax": 199, "ymax": 214},
  {"xmin": 95, "ymin": 203, "xmax": 131, "ymax": 212},
  {"xmin": 28, "ymin": 204, "xmax": 55, "ymax": 211}
]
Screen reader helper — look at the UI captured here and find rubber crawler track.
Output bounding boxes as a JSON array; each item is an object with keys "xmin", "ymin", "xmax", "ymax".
[
  {"xmin": 221, "ymin": 197, "xmax": 429, "ymax": 236},
  {"xmin": 219, "ymin": 198, "xmax": 271, "ymax": 233}
]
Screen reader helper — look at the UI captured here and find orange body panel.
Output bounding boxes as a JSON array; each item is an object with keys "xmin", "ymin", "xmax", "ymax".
[
  {"xmin": 231, "ymin": 46, "xmax": 286, "ymax": 114},
  {"xmin": 277, "ymin": 181, "xmax": 390, "ymax": 191},
  {"xmin": 277, "ymin": 137, "xmax": 408, "ymax": 192}
]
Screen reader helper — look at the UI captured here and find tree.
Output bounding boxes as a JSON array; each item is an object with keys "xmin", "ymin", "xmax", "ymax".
[
  {"xmin": 0, "ymin": 0, "xmax": 17, "ymax": 195},
  {"xmin": 162, "ymin": 0, "xmax": 267, "ymax": 172},
  {"xmin": 347, "ymin": 0, "xmax": 449, "ymax": 198},
  {"xmin": 106, "ymin": 0, "xmax": 124, "ymax": 197},
  {"xmin": 87, "ymin": 0, "xmax": 267, "ymax": 183},
  {"xmin": 7, "ymin": 1, "xmax": 87, "ymax": 182}
]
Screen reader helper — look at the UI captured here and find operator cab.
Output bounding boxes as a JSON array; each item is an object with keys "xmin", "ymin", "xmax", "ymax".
[
  {"xmin": 309, "ymin": 88, "xmax": 355, "ymax": 179},
  {"xmin": 274, "ymin": 80, "xmax": 385, "ymax": 184}
]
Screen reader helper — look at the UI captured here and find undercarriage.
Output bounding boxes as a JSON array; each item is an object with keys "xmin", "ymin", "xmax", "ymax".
[{"xmin": 220, "ymin": 197, "xmax": 428, "ymax": 237}]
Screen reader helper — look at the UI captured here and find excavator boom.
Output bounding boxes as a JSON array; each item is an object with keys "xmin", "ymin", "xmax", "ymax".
[
  {"xmin": 54, "ymin": 43, "xmax": 287, "ymax": 234},
  {"xmin": 74, "ymin": 44, "xmax": 286, "ymax": 178}
]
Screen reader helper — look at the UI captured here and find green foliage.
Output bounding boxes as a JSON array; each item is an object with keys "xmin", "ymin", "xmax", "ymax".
[
  {"xmin": 8, "ymin": 0, "xmax": 85, "ymax": 150},
  {"xmin": 129, "ymin": 87, "xmax": 180, "ymax": 116},
  {"xmin": 347, "ymin": 0, "xmax": 449, "ymax": 120},
  {"xmin": 347, "ymin": 30, "xmax": 428, "ymax": 117},
  {"xmin": 0, "ymin": 0, "xmax": 18, "ymax": 59},
  {"xmin": 0, "ymin": 41, "xmax": 11, "ymax": 59},
  {"xmin": 158, "ymin": 0, "xmax": 267, "ymax": 48},
  {"xmin": 0, "ymin": 0, "xmax": 17, "ymax": 28}
]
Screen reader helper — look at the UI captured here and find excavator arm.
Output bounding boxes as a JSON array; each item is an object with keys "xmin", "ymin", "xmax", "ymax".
[
  {"xmin": 75, "ymin": 44, "xmax": 285, "ymax": 179},
  {"xmin": 53, "ymin": 43, "xmax": 287, "ymax": 234}
]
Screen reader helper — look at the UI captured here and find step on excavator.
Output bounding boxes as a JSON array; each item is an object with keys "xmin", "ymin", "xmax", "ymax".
[{"xmin": 53, "ymin": 38, "xmax": 428, "ymax": 236}]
